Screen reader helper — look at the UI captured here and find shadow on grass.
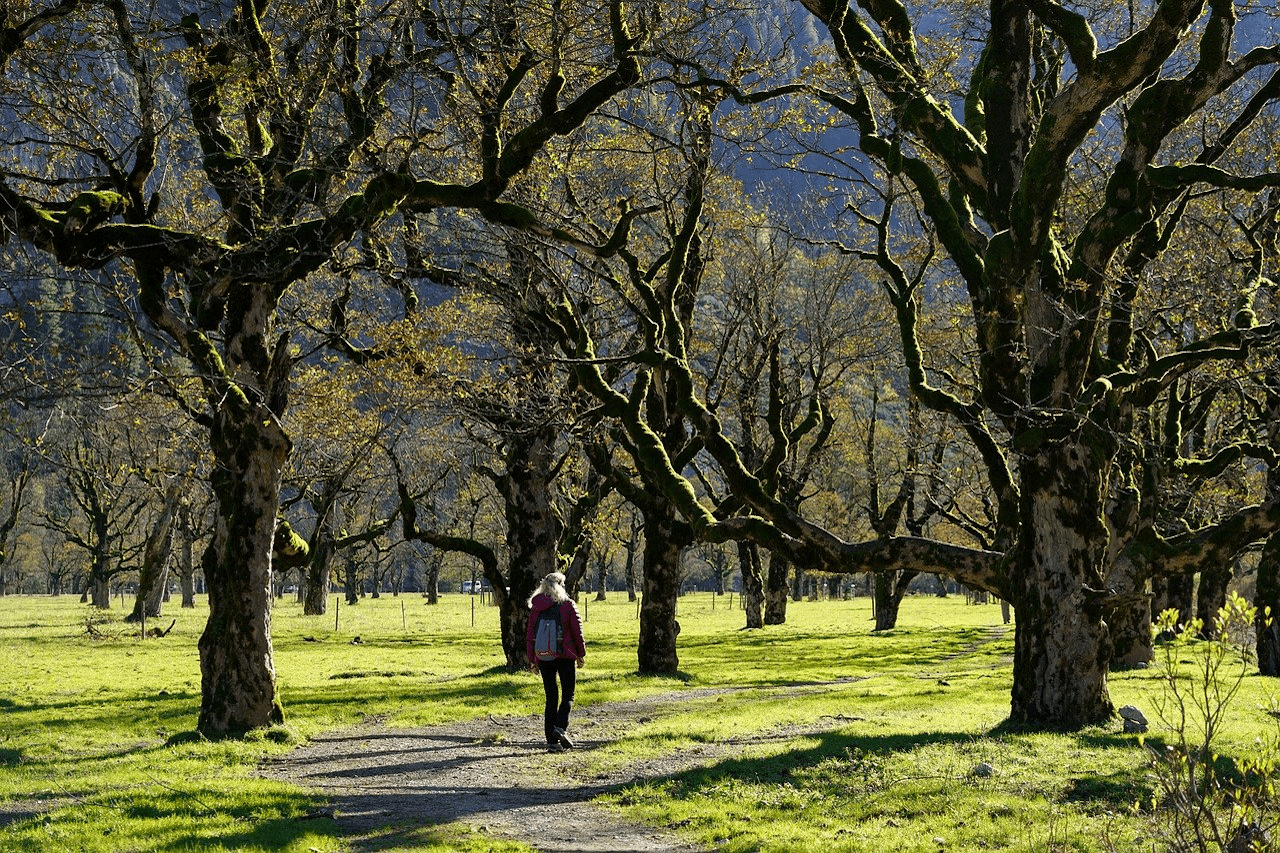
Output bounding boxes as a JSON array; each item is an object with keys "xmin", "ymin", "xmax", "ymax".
[{"xmin": 613, "ymin": 722, "xmax": 1151, "ymax": 815}]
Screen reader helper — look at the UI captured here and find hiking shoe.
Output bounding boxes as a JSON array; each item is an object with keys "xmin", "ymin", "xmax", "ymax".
[
  {"xmin": 554, "ymin": 728, "xmax": 575, "ymax": 749},
  {"xmin": 547, "ymin": 742, "xmax": 565, "ymax": 753}
]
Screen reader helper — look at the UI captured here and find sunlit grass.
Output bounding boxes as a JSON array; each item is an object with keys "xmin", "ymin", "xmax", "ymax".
[{"xmin": 1, "ymin": 590, "xmax": 1276, "ymax": 851}]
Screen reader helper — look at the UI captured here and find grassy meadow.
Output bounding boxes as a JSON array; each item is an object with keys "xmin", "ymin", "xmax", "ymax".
[{"xmin": 1, "ymin": 589, "xmax": 1277, "ymax": 852}]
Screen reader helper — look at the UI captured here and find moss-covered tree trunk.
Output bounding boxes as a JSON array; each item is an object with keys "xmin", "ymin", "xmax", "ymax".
[
  {"xmin": 1009, "ymin": 440, "xmax": 1114, "ymax": 727},
  {"xmin": 303, "ymin": 540, "xmax": 331, "ymax": 615},
  {"xmin": 197, "ymin": 405, "xmax": 290, "ymax": 736},
  {"xmin": 179, "ymin": 499, "xmax": 196, "ymax": 608},
  {"xmin": 424, "ymin": 549, "xmax": 442, "ymax": 605},
  {"xmin": 638, "ymin": 503, "xmax": 683, "ymax": 674},
  {"xmin": 498, "ymin": 424, "xmax": 561, "ymax": 670},
  {"xmin": 763, "ymin": 552, "xmax": 790, "ymax": 625},
  {"xmin": 343, "ymin": 555, "xmax": 359, "ymax": 605},
  {"xmin": 595, "ymin": 551, "xmax": 608, "ymax": 601}
]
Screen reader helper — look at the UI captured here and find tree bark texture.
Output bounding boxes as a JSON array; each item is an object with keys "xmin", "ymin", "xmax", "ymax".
[
  {"xmin": 1009, "ymin": 441, "xmax": 1113, "ymax": 727},
  {"xmin": 425, "ymin": 549, "xmax": 442, "ymax": 605},
  {"xmin": 1106, "ymin": 557, "xmax": 1152, "ymax": 668},
  {"xmin": 638, "ymin": 504, "xmax": 683, "ymax": 674},
  {"xmin": 344, "ymin": 556, "xmax": 359, "ymax": 605},
  {"xmin": 763, "ymin": 552, "xmax": 790, "ymax": 625},
  {"xmin": 498, "ymin": 424, "xmax": 561, "ymax": 670},
  {"xmin": 197, "ymin": 404, "xmax": 289, "ymax": 737}
]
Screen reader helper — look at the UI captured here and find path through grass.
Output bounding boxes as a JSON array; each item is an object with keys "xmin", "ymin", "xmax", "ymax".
[{"xmin": 1, "ymin": 591, "xmax": 1276, "ymax": 851}]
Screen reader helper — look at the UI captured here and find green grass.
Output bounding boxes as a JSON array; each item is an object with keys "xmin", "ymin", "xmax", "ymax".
[{"xmin": 1, "ymin": 591, "xmax": 1276, "ymax": 852}]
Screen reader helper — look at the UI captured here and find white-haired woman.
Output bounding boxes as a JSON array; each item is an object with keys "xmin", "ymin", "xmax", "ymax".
[{"xmin": 526, "ymin": 571, "xmax": 586, "ymax": 752}]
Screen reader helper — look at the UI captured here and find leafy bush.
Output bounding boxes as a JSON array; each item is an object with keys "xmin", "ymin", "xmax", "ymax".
[{"xmin": 1122, "ymin": 593, "xmax": 1279, "ymax": 852}]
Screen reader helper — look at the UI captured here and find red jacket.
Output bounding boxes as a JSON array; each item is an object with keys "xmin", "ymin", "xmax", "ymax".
[{"xmin": 526, "ymin": 594, "xmax": 586, "ymax": 662}]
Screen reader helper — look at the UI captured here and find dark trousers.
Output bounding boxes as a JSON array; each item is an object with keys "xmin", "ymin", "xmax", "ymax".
[{"xmin": 537, "ymin": 657, "xmax": 577, "ymax": 743}]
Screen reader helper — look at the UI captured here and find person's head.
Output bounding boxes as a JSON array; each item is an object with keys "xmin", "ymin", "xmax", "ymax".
[{"xmin": 531, "ymin": 571, "xmax": 569, "ymax": 605}]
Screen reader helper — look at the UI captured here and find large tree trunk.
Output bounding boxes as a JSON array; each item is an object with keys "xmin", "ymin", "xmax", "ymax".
[
  {"xmin": 1194, "ymin": 561, "xmax": 1233, "ymax": 640},
  {"xmin": 196, "ymin": 394, "xmax": 290, "ymax": 738},
  {"xmin": 739, "ymin": 541, "xmax": 764, "ymax": 629},
  {"xmin": 90, "ymin": 559, "xmax": 111, "ymax": 609},
  {"xmin": 764, "ymin": 552, "xmax": 790, "ymax": 625},
  {"xmin": 1009, "ymin": 441, "xmax": 1114, "ymax": 727},
  {"xmin": 303, "ymin": 537, "xmax": 331, "ymax": 615},
  {"xmin": 873, "ymin": 570, "xmax": 918, "ymax": 631},
  {"xmin": 127, "ymin": 483, "xmax": 182, "ymax": 623},
  {"xmin": 638, "ymin": 504, "xmax": 682, "ymax": 673},
  {"xmin": 498, "ymin": 425, "xmax": 560, "ymax": 670},
  {"xmin": 1151, "ymin": 573, "xmax": 1194, "ymax": 629},
  {"xmin": 1106, "ymin": 557, "xmax": 1153, "ymax": 668}
]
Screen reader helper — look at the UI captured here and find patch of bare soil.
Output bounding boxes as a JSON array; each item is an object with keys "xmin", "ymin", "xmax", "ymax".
[{"xmin": 261, "ymin": 685, "xmax": 857, "ymax": 853}]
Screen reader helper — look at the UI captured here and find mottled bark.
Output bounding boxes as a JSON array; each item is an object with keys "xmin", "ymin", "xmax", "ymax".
[
  {"xmin": 624, "ymin": 513, "xmax": 640, "ymax": 602},
  {"xmin": 763, "ymin": 552, "xmax": 789, "ymax": 625},
  {"xmin": 0, "ymin": 467, "xmax": 29, "ymax": 599},
  {"xmin": 499, "ymin": 424, "xmax": 561, "ymax": 670},
  {"xmin": 303, "ymin": 543, "xmax": 330, "ymax": 614},
  {"xmin": 638, "ymin": 504, "xmax": 683, "ymax": 674},
  {"xmin": 738, "ymin": 541, "xmax": 764, "ymax": 629},
  {"xmin": 90, "ymin": 568, "xmax": 111, "ymax": 609},
  {"xmin": 197, "ymin": 407, "xmax": 289, "ymax": 737},
  {"xmin": 1105, "ymin": 555, "xmax": 1152, "ymax": 668},
  {"xmin": 1009, "ymin": 440, "xmax": 1113, "ymax": 727},
  {"xmin": 343, "ymin": 555, "xmax": 359, "ymax": 605}
]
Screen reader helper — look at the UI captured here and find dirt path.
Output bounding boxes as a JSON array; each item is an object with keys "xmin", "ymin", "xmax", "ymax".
[
  {"xmin": 262, "ymin": 627, "xmax": 1011, "ymax": 852},
  {"xmin": 263, "ymin": 686, "xmax": 838, "ymax": 852}
]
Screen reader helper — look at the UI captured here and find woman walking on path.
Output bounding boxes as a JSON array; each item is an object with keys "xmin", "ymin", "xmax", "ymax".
[{"xmin": 526, "ymin": 571, "xmax": 586, "ymax": 752}]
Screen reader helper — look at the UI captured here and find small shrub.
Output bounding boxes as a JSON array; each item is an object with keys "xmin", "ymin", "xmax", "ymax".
[{"xmin": 1120, "ymin": 593, "xmax": 1279, "ymax": 852}]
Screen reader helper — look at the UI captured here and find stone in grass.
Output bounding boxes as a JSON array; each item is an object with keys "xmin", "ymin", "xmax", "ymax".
[{"xmin": 1119, "ymin": 704, "xmax": 1148, "ymax": 734}]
